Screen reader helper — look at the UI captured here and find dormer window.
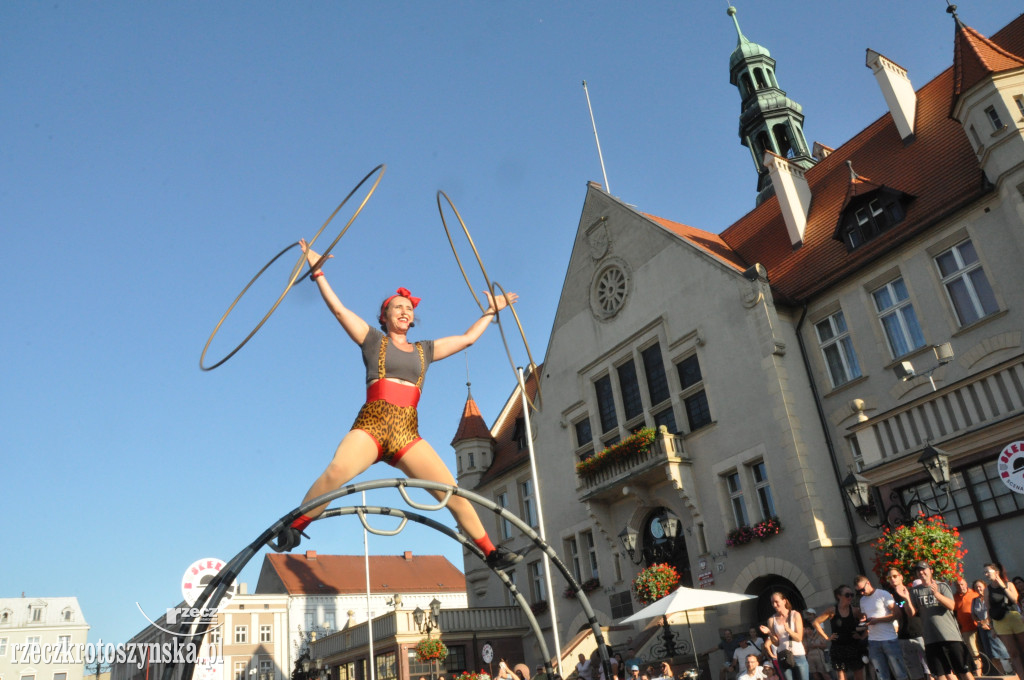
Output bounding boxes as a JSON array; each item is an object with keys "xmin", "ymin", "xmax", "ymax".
[{"xmin": 834, "ymin": 186, "xmax": 911, "ymax": 251}]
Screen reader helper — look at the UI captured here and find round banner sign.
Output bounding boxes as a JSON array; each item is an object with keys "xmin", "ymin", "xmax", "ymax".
[{"xmin": 997, "ymin": 440, "xmax": 1024, "ymax": 495}]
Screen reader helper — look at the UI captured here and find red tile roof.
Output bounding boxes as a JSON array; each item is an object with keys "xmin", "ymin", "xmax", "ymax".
[
  {"xmin": 647, "ymin": 13, "xmax": 1024, "ymax": 303},
  {"xmin": 953, "ymin": 18, "xmax": 1024, "ymax": 99},
  {"xmin": 451, "ymin": 391, "xmax": 496, "ymax": 445},
  {"xmin": 259, "ymin": 552, "xmax": 466, "ymax": 595}
]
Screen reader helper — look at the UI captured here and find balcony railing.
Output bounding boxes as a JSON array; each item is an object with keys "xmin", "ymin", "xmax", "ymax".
[
  {"xmin": 577, "ymin": 427, "xmax": 687, "ymax": 501},
  {"xmin": 852, "ymin": 355, "xmax": 1024, "ymax": 467}
]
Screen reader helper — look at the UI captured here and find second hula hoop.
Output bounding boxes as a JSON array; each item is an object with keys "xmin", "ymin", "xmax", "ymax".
[{"xmin": 200, "ymin": 164, "xmax": 386, "ymax": 371}]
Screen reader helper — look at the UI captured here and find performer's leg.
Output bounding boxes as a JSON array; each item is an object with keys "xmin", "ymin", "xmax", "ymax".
[
  {"xmin": 301, "ymin": 430, "xmax": 380, "ymax": 518},
  {"xmin": 271, "ymin": 430, "xmax": 379, "ymax": 552},
  {"xmin": 396, "ymin": 440, "xmax": 522, "ymax": 571},
  {"xmin": 395, "ymin": 439, "xmax": 485, "ymax": 538}
]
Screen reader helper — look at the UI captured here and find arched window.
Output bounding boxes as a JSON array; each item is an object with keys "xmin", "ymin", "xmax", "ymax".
[
  {"xmin": 741, "ymin": 74, "xmax": 754, "ymax": 98},
  {"xmin": 773, "ymin": 123, "xmax": 793, "ymax": 158},
  {"xmin": 754, "ymin": 68, "xmax": 768, "ymax": 89}
]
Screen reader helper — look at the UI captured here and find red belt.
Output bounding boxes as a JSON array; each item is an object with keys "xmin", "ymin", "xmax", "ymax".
[{"xmin": 366, "ymin": 380, "xmax": 421, "ymax": 408}]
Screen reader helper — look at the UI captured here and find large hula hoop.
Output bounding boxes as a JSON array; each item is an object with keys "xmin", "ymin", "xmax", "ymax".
[
  {"xmin": 491, "ymin": 279, "xmax": 543, "ymax": 413},
  {"xmin": 436, "ymin": 189, "xmax": 494, "ymax": 314},
  {"xmin": 199, "ymin": 164, "xmax": 386, "ymax": 371},
  {"xmin": 435, "ymin": 190, "xmax": 542, "ymax": 412}
]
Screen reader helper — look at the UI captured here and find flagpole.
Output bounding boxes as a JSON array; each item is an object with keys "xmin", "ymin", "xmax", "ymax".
[
  {"xmin": 364, "ymin": 490, "xmax": 376, "ymax": 680},
  {"xmin": 517, "ymin": 366, "xmax": 564, "ymax": 677}
]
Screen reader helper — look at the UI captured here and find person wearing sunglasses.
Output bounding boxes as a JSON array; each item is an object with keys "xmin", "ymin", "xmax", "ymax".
[
  {"xmin": 908, "ymin": 561, "xmax": 974, "ymax": 680},
  {"xmin": 854, "ymin": 574, "xmax": 910, "ymax": 680},
  {"xmin": 886, "ymin": 568, "xmax": 930, "ymax": 680},
  {"xmin": 811, "ymin": 585, "xmax": 865, "ymax": 680}
]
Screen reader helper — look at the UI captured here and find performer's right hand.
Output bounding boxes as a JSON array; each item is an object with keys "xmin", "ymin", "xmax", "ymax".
[{"xmin": 299, "ymin": 238, "xmax": 331, "ymax": 269}]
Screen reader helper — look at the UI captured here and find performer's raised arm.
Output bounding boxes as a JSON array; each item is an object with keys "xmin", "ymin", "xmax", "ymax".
[
  {"xmin": 300, "ymin": 238, "xmax": 370, "ymax": 345},
  {"xmin": 433, "ymin": 290, "xmax": 519, "ymax": 361}
]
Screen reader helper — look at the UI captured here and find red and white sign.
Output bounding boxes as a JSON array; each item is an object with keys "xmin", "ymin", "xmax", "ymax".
[
  {"xmin": 182, "ymin": 558, "xmax": 236, "ymax": 608},
  {"xmin": 997, "ymin": 440, "xmax": 1024, "ymax": 495}
]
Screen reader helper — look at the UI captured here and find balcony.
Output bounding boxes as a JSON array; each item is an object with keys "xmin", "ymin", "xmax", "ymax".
[
  {"xmin": 851, "ymin": 354, "xmax": 1024, "ymax": 472},
  {"xmin": 576, "ymin": 427, "xmax": 690, "ymax": 503}
]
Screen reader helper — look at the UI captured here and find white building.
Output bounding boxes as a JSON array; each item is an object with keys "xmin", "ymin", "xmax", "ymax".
[{"xmin": 0, "ymin": 597, "xmax": 90, "ymax": 680}]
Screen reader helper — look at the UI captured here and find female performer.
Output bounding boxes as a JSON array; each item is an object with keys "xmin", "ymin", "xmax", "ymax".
[{"xmin": 271, "ymin": 239, "xmax": 521, "ymax": 572}]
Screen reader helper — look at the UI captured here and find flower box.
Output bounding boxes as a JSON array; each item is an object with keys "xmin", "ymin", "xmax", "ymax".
[
  {"xmin": 576, "ymin": 428, "xmax": 656, "ymax": 479},
  {"xmin": 726, "ymin": 517, "xmax": 782, "ymax": 547}
]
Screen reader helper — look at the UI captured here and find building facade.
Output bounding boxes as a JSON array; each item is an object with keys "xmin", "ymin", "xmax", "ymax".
[
  {"xmin": 0, "ymin": 597, "xmax": 90, "ymax": 680},
  {"xmin": 454, "ymin": 6, "xmax": 1024, "ymax": 671}
]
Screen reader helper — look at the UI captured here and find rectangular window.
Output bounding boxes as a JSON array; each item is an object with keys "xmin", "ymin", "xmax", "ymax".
[
  {"xmin": 0, "ymin": 637, "xmax": 7, "ymax": 656},
  {"xmin": 653, "ymin": 406, "xmax": 677, "ymax": 434},
  {"xmin": 566, "ymin": 537, "xmax": 582, "ymax": 582},
  {"xmin": 641, "ymin": 344, "xmax": 671, "ymax": 405},
  {"xmin": 1015, "ymin": 95, "xmax": 1024, "ymax": 117},
  {"xmin": 211, "ymin": 630, "xmax": 222, "ymax": 645},
  {"xmin": 617, "ymin": 360, "xmax": 644, "ymax": 421},
  {"xmin": 521, "ymin": 480, "xmax": 538, "ymax": 528},
  {"xmin": 752, "ymin": 461, "xmax": 776, "ymax": 519},
  {"xmin": 873, "ymin": 278, "xmax": 926, "ymax": 358},
  {"xmin": 985, "ymin": 105, "xmax": 1003, "ymax": 130},
  {"xmin": 304, "ymin": 612, "xmax": 314, "ymax": 630},
  {"xmin": 235, "ymin": 625, "xmax": 247, "ymax": 644},
  {"xmin": 583, "ymin": 530, "xmax": 599, "ymax": 580},
  {"xmin": 574, "ymin": 418, "xmax": 593, "ymax": 450},
  {"xmin": 324, "ymin": 612, "xmax": 335, "ymax": 630},
  {"xmin": 815, "ymin": 311, "xmax": 861, "ymax": 387},
  {"xmin": 259, "ymin": 625, "xmax": 272, "ymax": 643},
  {"xmin": 53, "ymin": 674, "xmax": 67, "ymax": 680},
  {"xmin": 468, "ymin": 451, "xmax": 475, "ymax": 468},
  {"xmin": 609, "ymin": 591, "xmax": 634, "ymax": 619},
  {"xmin": 529, "ymin": 561, "xmax": 545, "ymax": 603},
  {"xmin": 259, "ymin": 660, "xmax": 273, "ymax": 680},
  {"xmin": 935, "ymin": 239, "xmax": 998, "ymax": 326},
  {"xmin": 234, "ymin": 662, "xmax": 247, "ymax": 680},
  {"xmin": 31, "ymin": 608, "xmax": 42, "ymax": 622},
  {"xmin": 677, "ymin": 354, "xmax": 712, "ymax": 431},
  {"xmin": 594, "ymin": 375, "xmax": 618, "ymax": 434},
  {"xmin": 376, "ymin": 652, "xmax": 397, "ymax": 680},
  {"xmin": 726, "ymin": 472, "xmax": 749, "ymax": 527},
  {"xmin": 497, "ymin": 492, "xmax": 513, "ymax": 539},
  {"xmin": 26, "ymin": 636, "xmax": 40, "ymax": 648},
  {"xmin": 443, "ymin": 645, "xmax": 467, "ymax": 673}
]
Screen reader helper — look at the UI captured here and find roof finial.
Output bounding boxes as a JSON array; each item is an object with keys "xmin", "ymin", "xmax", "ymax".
[
  {"xmin": 846, "ymin": 160, "xmax": 859, "ymax": 182},
  {"xmin": 727, "ymin": 6, "xmax": 746, "ymax": 46},
  {"xmin": 946, "ymin": 1, "xmax": 961, "ymax": 24}
]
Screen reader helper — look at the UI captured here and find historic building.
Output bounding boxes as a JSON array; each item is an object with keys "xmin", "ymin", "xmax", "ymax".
[
  {"xmin": 454, "ymin": 6, "xmax": 1024, "ymax": 670},
  {"xmin": 0, "ymin": 597, "xmax": 90, "ymax": 680}
]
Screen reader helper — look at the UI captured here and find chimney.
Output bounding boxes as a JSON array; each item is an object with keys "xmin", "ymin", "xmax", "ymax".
[
  {"xmin": 763, "ymin": 152, "xmax": 812, "ymax": 246},
  {"xmin": 403, "ymin": 551, "xmax": 413, "ymax": 561},
  {"xmin": 305, "ymin": 550, "xmax": 317, "ymax": 560},
  {"xmin": 866, "ymin": 49, "xmax": 916, "ymax": 142}
]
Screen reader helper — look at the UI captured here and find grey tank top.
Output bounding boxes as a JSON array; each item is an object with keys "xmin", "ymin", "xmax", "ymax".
[{"xmin": 360, "ymin": 328, "xmax": 435, "ymax": 387}]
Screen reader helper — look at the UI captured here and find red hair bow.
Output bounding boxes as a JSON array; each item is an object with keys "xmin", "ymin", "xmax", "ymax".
[{"xmin": 380, "ymin": 287, "xmax": 421, "ymax": 316}]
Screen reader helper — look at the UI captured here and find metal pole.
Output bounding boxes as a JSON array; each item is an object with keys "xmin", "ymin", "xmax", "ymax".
[
  {"xmin": 365, "ymin": 491, "xmax": 375, "ymax": 680},
  {"xmin": 517, "ymin": 366, "xmax": 564, "ymax": 677},
  {"xmin": 582, "ymin": 81, "xmax": 610, "ymax": 194}
]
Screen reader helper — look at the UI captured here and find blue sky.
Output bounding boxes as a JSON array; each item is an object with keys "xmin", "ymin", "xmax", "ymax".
[{"xmin": 2, "ymin": 0, "xmax": 1021, "ymax": 649}]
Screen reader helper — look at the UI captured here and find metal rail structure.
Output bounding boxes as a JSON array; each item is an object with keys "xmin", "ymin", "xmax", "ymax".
[{"xmin": 160, "ymin": 478, "xmax": 611, "ymax": 680}]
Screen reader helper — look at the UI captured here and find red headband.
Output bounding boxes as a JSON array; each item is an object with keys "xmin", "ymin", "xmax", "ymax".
[{"xmin": 380, "ymin": 287, "xmax": 421, "ymax": 317}]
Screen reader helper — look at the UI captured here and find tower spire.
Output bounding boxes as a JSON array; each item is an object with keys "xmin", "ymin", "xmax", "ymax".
[{"xmin": 727, "ymin": 5, "xmax": 816, "ymax": 205}]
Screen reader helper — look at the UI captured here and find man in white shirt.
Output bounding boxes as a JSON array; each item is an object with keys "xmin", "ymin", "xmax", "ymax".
[
  {"xmin": 855, "ymin": 574, "xmax": 910, "ymax": 680},
  {"xmin": 730, "ymin": 638, "xmax": 763, "ymax": 678},
  {"xmin": 736, "ymin": 654, "xmax": 765, "ymax": 680}
]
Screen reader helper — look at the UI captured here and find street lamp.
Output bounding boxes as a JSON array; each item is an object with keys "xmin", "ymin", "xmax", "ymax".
[
  {"xmin": 414, "ymin": 600, "xmax": 444, "ymax": 680},
  {"xmin": 618, "ymin": 525, "xmax": 642, "ymax": 565},
  {"xmin": 842, "ymin": 443, "xmax": 952, "ymax": 529}
]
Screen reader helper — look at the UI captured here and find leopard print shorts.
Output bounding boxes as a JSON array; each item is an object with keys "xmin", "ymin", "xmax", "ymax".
[{"xmin": 351, "ymin": 399, "xmax": 422, "ymax": 465}]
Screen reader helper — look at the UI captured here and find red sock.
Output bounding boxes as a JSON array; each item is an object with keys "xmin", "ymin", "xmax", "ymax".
[
  {"xmin": 474, "ymin": 534, "xmax": 496, "ymax": 555},
  {"xmin": 291, "ymin": 515, "xmax": 312, "ymax": 531}
]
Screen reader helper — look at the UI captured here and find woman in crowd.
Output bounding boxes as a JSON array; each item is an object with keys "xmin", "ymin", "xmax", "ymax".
[
  {"xmin": 760, "ymin": 592, "xmax": 808, "ymax": 680},
  {"xmin": 984, "ymin": 563, "xmax": 1024, "ymax": 680},
  {"xmin": 812, "ymin": 585, "xmax": 865, "ymax": 680}
]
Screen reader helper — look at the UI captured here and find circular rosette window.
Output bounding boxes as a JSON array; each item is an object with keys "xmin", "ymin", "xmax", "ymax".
[{"xmin": 590, "ymin": 257, "xmax": 631, "ymax": 321}]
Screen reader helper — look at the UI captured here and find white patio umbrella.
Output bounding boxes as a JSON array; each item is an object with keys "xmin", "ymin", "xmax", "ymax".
[{"xmin": 620, "ymin": 586, "xmax": 757, "ymax": 667}]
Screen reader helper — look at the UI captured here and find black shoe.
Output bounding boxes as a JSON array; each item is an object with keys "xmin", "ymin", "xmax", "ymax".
[
  {"xmin": 486, "ymin": 545, "xmax": 523, "ymax": 572},
  {"xmin": 269, "ymin": 526, "xmax": 303, "ymax": 553}
]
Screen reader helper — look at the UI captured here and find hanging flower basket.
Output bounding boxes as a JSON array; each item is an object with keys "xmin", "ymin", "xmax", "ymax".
[
  {"xmin": 632, "ymin": 563, "xmax": 680, "ymax": 605},
  {"xmin": 575, "ymin": 428, "xmax": 656, "ymax": 479},
  {"xmin": 530, "ymin": 600, "xmax": 550, "ymax": 615},
  {"xmin": 415, "ymin": 638, "xmax": 449, "ymax": 662},
  {"xmin": 871, "ymin": 514, "xmax": 966, "ymax": 584}
]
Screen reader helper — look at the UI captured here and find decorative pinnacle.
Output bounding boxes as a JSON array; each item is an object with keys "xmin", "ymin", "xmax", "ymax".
[
  {"xmin": 846, "ymin": 160, "xmax": 859, "ymax": 181},
  {"xmin": 727, "ymin": 6, "xmax": 746, "ymax": 45}
]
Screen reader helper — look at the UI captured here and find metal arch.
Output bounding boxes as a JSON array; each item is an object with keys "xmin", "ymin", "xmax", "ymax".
[{"xmin": 163, "ymin": 479, "xmax": 612, "ymax": 680}]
